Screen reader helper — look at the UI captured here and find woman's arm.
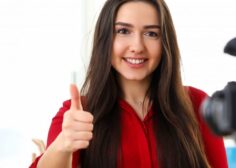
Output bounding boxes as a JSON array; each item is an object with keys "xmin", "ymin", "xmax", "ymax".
[
  {"xmin": 29, "ymin": 85, "xmax": 93, "ymax": 168},
  {"xmin": 29, "ymin": 100, "xmax": 72, "ymax": 168},
  {"xmin": 37, "ymin": 133, "xmax": 73, "ymax": 168}
]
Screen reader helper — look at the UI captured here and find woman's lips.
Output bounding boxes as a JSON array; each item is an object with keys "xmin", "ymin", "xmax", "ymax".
[{"xmin": 123, "ymin": 57, "xmax": 147, "ymax": 68}]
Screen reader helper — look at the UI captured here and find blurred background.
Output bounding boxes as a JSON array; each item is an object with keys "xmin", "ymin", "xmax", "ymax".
[{"xmin": 0, "ymin": 0, "xmax": 235, "ymax": 167}]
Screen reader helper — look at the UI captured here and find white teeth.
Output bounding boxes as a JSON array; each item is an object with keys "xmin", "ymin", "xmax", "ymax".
[{"xmin": 126, "ymin": 58, "xmax": 145, "ymax": 64}]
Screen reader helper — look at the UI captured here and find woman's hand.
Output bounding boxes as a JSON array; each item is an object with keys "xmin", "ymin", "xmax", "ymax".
[{"xmin": 56, "ymin": 84, "xmax": 94, "ymax": 152}]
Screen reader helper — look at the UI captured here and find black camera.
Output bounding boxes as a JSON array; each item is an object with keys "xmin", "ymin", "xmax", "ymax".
[
  {"xmin": 201, "ymin": 37, "xmax": 236, "ymax": 137},
  {"xmin": 201, "ymin": 82, "xmax": 236, "ymax": 136}
]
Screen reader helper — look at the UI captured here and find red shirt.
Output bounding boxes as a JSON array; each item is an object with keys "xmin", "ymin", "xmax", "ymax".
[{"xmin": 29, "ymin": 86, "xmax": 228, "ymax": 168}]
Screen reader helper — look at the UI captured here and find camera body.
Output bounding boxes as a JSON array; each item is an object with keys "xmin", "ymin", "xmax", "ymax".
[
  {"xmin": 201, "ymin": 37, "xmax": 236, "ymax": 138},
  {"xmin": 201, "ymin": 81, "xmax": 236, "ymax": 136}
]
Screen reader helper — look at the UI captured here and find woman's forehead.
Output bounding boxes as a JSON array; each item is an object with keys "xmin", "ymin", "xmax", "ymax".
[{"xmin": 115, "ymin": 1, "xmax": 160, "ymax": 25}]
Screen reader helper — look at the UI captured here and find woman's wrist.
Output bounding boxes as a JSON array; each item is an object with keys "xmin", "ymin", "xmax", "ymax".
[{"xmin": 37, "ymin": 133, "xmax": 73, "ymax": 168}]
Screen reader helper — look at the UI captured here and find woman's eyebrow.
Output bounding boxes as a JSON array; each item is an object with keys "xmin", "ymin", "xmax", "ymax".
[
  {"xmin": 115, "ymin": 22, "xmax": 160, "ymax": 29},
  {"xmin": 115, "ymin": 22, "xmax": 133, "ymax": 27},
  {"xmin": 144, "ymin": 25, "xmax": 161, "ymax": 29}
]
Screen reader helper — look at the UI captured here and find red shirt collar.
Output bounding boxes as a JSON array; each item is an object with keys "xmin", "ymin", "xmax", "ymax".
[{"xmin": 119, "ymin": 99, "xmax": 154, "ymax": 122}]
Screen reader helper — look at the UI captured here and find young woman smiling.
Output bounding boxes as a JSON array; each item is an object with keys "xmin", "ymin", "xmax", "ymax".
[{"xmin": 30, "ymin": 0, "xmax": 228, "ymax": 168}]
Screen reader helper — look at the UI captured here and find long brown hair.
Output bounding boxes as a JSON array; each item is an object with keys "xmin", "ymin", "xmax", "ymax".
[{"xmin": 80, "ymin": 0, "xmax": 211, "ymax": 167}]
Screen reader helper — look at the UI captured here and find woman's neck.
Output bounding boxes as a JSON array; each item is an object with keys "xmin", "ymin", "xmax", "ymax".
[{"xmin": 119, "ymin": 77, "xmax": 151, "ymax": 120}]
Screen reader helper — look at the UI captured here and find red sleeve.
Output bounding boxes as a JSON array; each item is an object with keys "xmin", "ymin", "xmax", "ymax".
[
  {"xmin": 29, "ymin": 100, "xmax": 80, "ymax": 168},
  {"xmin": 188, "ymin": 86, "xmax": 228, "ymax": 168}
]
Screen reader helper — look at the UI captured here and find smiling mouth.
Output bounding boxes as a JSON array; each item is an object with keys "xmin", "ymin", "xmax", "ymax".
[{"xmin": 124, "ymin": 58, "xmax": 147, "ymax": 65}]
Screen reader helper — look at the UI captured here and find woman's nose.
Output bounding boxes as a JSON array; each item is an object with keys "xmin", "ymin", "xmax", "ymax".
[{"xmin": 129, "ymin": 35, "xmax": 145, "ymax": 54}]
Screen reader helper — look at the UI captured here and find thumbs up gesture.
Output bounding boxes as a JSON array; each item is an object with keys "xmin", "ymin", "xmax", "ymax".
[{"xmin": 58, "ymin": 84, "xmax": 94, "ymax": 152}]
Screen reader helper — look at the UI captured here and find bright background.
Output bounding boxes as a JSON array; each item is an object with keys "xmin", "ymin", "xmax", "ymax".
[{"xmin": 0, "ymin": 0, "xmax": 235, "ymax": 167}]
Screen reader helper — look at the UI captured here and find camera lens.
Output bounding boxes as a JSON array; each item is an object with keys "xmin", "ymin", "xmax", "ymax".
[
  {"xmin": 201, "ymin": 90, "xmax": 233, "ymax": 136},
  {"xmin": 201, "ymin": 95, "xmax": 224, "ymax": 135}
]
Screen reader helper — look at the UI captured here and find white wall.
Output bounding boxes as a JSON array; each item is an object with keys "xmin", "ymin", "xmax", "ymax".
[
  {"xmin": 166, "ymin": 0, "xmax": 236, "ymax": 94},
  {"xmin": 0, "ymin": 0, "xmax": 235, "ymax": 167}
]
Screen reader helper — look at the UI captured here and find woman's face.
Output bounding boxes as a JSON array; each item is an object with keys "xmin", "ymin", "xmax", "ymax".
[{"xmin": 112, "ymin": 1, "xmax": 162, "ymax": 83}]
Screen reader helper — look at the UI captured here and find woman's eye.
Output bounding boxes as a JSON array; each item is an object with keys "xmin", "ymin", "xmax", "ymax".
[
  {"xmin": 116, "ymin": 28, "xmax": 130, "ymax": 35},
  {"xmin": 144, "ymin": 31, "xmax": 160, "ymax": 38}
]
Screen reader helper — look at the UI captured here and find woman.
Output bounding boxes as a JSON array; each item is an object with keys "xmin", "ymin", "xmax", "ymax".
[{"xmin": 30, "ymin": 0, "xmax": 228, "ymax": 168}]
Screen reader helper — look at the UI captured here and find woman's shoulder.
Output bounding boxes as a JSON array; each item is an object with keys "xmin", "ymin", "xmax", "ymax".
[
  {"xmin": 186, "ymin": 86, "xmax": 208, "ymax": 99},
  {"xmin": 54, "ymin": 99, "xmax": 71, "ymax": 118},
  {"xmin": 184, "ymin": 86, "xmax": 209, "ymax": 123},
  {"xmin": 54, "ymin": 96, "xmax": 86, "ymax": 118},
  {"xmin": 185, "ymin": 86, "xmax": 208, "ymax": 109}
]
